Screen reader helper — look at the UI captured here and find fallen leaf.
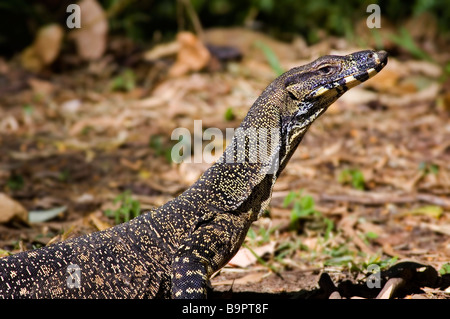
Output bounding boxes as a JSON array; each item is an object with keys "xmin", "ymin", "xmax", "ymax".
[
  {"xmin": 120, "ymin": 158, "xmax": 143, "ymax": 171},
  {"xmin": 357, "ymin": 220, "xmax": 384, "ymax": 237},
  {"xmin": 61, "ymin": 99, "xmax": 82, "ymax": 114},
  {"xmin": 89, "ymin": 212, "xmax": 112, "ymax": 231},
  {"xmin": 168, "ymin": 32, "xmax": 211, "ymax": 77},
  {"xmin": 233, "ymin": 272, "xmax": 265, "ymax": 285},
  {"xmin": 28, "ymin": 78, "xmax": 55, "ymax": 97},
  {"xmin": 227, "ymin": 242, "xmax": 275, "ymax": 268},
  {"xmin": 143, "ymin": 41, "xmax": 180, "ymax": 61},
  {"xmin": 34, "ymin": 24, "xmax": 64, "ymax": 65},
  {"xmin": 338, "ymin": 215, "xmax": 374, "ymax": 255},
  {"xmin": 0, "ymin": 193, "xmax": 28, "ymax": 224},
  {"xmin": 69, "ymin": 111, "xmax": 130, "ymax": 136},
  {"xmin": 364, "ymin": 66, "xmax": 400, "ymax": 93},
  {"xmin": 20, "ymin": 24, "xmax": 64, "ymax": 72},
  {"xmin": 69, "ymin": 0, "xmax": 108, "ymax": 60},
  {"xmin": 0, "ymin": 249, "xmax": 11, "ymax": 258},
  {"xmin": 379, "ymin": 82, "xmax": 440, "ymax": 107},
  {"xmin": 419, "ymin": 222, "xmax": 450, "ymax": 236},
  {"xmin": 28, "ymin": 206, "xmax": 67, "ymax": 223},
  {"xmin": 405, "ymin": 205, "xmax": 443, "ymax": 219}
]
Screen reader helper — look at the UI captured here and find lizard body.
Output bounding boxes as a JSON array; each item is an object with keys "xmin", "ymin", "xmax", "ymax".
[{"xmin": 0, "ymin": 50, "xmax": 387, "ymax": 298}]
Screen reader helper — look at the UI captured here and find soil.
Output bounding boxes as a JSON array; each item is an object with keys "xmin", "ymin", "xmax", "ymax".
[{"xmin": 0, "ymin": 31, "xmax": 449, "ymax": 299}]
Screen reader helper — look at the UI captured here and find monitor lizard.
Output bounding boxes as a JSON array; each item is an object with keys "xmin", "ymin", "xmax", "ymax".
[{"xmin": 0, "ymin": 50, "xmax": 387, "ymax": 298}]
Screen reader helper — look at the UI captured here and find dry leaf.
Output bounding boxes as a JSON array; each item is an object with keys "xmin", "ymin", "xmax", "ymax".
[
  {"xmin": 143, "ymin": 41, "xmax": 180, "ymax": 61},
  {"xmin": 227, "ymin": 242, "xmax": 275, "ymax": 268},
  {"xmin": 419, "ymin": 222, "xmax": 450, "ymax": 236},
  {"xmin": 20, "ymin": 24, "xmax": 63, "ymax": 72},
  {"xmin": 70, "ymin": 0, "xmax": 108, "ymax": 60},
  {"xmin": 169, "ymin": 32, "xmax": 211, "ymax": 77},
  {"xmin": 406, "ymin": 205, "xmax": 443, "ymax": 219},
  {"xmin": 61, "ymin": 99, "xmax": 82, "ymax": 114},
  {"xmin": 69, "ymin": 111, "xmax": 130, "ymax": 136},
  {"xmin": 339, "ymin": 215, "xmax": 374, "ymax": 255},
  {"xmin": 89, "ymin": 212, "xmax": 112, "ymax": 231},
  {"xmin": 34, "ymin": 24, "xmax": 64, "ymax": 64},
  {"xmin": 28, "ymin": 78, "xmax": 55, "ymax": 96},
  {"xmin": 0, "ymin": 193, "xmax": 28, "ymax": 224},
  {"xmin": 363, "ymin": 66, "xmax": 400, "ymax": 93},
  {"xmin": 29, "ymin": 206, "xmax": 67, "ymax": 223}
]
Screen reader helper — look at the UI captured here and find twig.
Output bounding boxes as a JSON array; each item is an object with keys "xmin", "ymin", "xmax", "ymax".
[
  {"xmin": 242, "ymin": 243, "xmax": 282, "ymax": 279},
  {"xmin": 320, "ymin": 191, "xmax": 450, "ymax": 208},
  {"xmin": 179, "ymin": 0, "xmax": 204, "ymax": 39}
]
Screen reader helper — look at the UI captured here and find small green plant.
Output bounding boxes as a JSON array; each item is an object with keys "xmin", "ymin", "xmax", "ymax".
[
  {"xmin": 322, "ymin": 241, "xmax": 358, "ymax": 267},
  {"xmin": 362, "ymin": 231, "xmax": 379, "ymax": 246},
  {"xmin": 254, "ymin": 40, "xmax": 285, "ymax": 76},
  {"xmin": 418, "ymin": 161, "xmax": 439, "ymax": 175},
  {"xmin": 22, "ymin": 104, "xmax": 34, "ymax": 116},
  {"xmin": 58, "ymin": 168, "xmax": 70, "ymax": 182},
  {"xmin": 149, "ymin": 135, "xmax": 173, "ymax": 163},
  {"xmin": 7, "ymin": 174, "xmax": 25, "ymax": 191},
  {"xmin": 81, "ymin": 125, "xmax": 94, "ymax": 136},
  {"xmin": 389, "ymin": 27, "xmax": 433, "ymax": 62},
  {"xmin": 338, "ymin": 168, "xmax": 365, "ymax": 190},
  {"xmin": 443, "ymin": 62, "xmax": 450, "ymax": 82},
  {"xmin": 283, "ymin": 190, "xmax": 334, "ymax": 240},
  {"xmin": 242, "ymin": 242, "xmax": 280, "ymax": 274},
  {"xmin": 439, "ymin": 263, "xmax": 450, "ymax": 275},
  {"xmin": 224, "ymin": 107, "xmax": 235, "ymax": 121},
  {"xmin": 247, "ymin": 224, "xmax": 277, "ymax": 246},
  {"xmin": 364, "ymin": 254, "xmax": 398, "ymax": 271},
  {"xmin": 275, "ymin": 238, "xmax": 308, "ymax": 262},
  {"xmin": 110, "ymin": 68, "xmax": 136, "ymax": 92},
  {"xmin": 0, "ymin": 249, "xmax": 12, "ymax": 258},
  {"xmin": 105, "ymin": 191, "xmax": 141, "ymax": 224}
]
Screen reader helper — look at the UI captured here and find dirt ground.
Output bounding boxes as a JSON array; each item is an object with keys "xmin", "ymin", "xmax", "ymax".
[{"xmin": 0, "ymin": 28, "xmax": 449, "ymax": 299}]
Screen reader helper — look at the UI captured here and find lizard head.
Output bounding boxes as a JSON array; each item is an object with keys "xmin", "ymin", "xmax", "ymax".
[
  {"xmin": 282, "ymin": 50, "xmax": 387, "ymax": 131},
  {"xmin": 279, "ymin": 49, "xmax": 387, "ymax": 147}
]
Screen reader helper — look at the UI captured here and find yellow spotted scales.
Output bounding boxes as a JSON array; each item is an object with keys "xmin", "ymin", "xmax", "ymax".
[{"xmin": 0, "ymin": 50, "xmax": 387, "ymax": 298}]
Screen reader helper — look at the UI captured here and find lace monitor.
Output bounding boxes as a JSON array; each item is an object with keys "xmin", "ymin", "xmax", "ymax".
[{"xmin": 0, "ymin": 50, "xmax": 387, "ymax": 298}]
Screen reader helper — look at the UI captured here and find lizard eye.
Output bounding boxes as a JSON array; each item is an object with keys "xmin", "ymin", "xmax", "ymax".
[{"xmin": 317, "ymin": 65, "xmax": 335, "ymax": 75}]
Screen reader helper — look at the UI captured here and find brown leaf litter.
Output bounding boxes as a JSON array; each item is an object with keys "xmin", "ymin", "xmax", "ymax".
[{"xmin": 0, "ymin": 27, "xmax": 449, "ymax": 299}]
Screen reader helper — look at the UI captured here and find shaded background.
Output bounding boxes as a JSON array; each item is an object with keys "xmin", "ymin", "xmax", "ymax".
[{"xmin": 0, "ymin": 0, "xmax": 449, "ymax": 299}]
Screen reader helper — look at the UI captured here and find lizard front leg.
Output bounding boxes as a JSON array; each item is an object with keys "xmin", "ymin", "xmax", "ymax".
[{"xmin": 171, "ymin": 215, "xmax": 248, "ymax": 299}]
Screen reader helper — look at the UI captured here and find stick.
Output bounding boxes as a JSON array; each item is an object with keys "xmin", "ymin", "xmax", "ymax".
[{"xmin": 320, "ymin": 191, "xmax": 450, "ymax": 208}]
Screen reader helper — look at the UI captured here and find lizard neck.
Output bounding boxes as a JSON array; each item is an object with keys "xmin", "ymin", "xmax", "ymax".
[{"xmin": 186, "ymin": 86, "xmax": 294, "ymax": 218}]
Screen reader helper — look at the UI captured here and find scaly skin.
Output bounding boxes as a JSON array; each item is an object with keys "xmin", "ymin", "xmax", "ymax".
[{"xmin": 0, "ymin": 50, "xmax": 387, "ymax": 299}]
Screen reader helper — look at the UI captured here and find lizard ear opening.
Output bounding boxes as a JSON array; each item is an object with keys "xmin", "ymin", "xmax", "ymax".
[
  {"xmin": 287, "ymin": 91, "xmax": 297, "ymax": 101},
  {"xmin": 286, "ymin": 84, "xmax": 302, "ymax": 101}
]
